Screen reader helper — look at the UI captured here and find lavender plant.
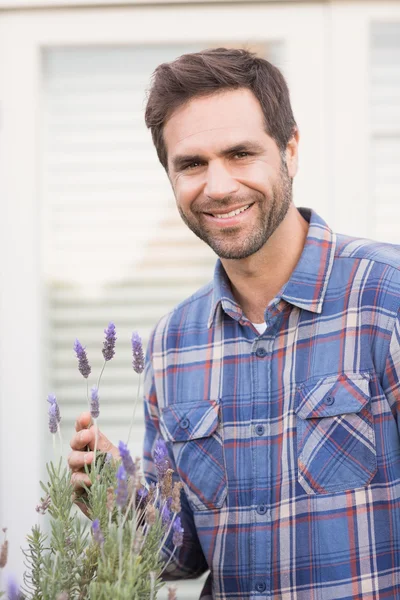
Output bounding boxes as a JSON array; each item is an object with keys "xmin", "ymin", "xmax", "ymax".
[{"xmin": 0, "ymin": 324, "xmax": 181, "ymax": 599}]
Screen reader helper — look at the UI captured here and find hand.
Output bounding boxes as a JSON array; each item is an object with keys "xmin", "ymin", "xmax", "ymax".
[{"xmin": 68, "ymin": 412, "xmax": 119, "ymax": 495}]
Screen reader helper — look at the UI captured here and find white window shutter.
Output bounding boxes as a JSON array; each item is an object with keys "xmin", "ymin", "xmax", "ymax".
[
  {"xmin": 371, "ymin": 23, "xmax": 400, "ymax": 244},
  {"xmin": 42, "ymin": 43, "xmax": 278, "ymax": 599}
]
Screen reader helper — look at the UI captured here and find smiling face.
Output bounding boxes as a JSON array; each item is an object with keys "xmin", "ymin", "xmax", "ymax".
[{"xmin": 164, "ymin": 88, "xmax": 299, "ymax": 260}]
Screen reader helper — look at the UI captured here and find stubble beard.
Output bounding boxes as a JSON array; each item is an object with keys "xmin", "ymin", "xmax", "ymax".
[{"xmin": 177, "ymin": 161, "xmax": 293, "ymax": 260}]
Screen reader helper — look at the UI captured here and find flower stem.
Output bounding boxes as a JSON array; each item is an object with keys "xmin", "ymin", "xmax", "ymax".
[
  {"xmin": 97, "ymin": 360, "xmax": 107, "ymax": 392},
  {"xmin": 159, "ymin": 512, "xmax": 177, "ymax": 554},
  {"xmin": 126, "ymin": 373, "xmax": 141, "ymax": 445},
  {"xmin": 118, "ymin": 508, "xmax": 123, "ymax": 590},
  {"xmin": 159, "ymin": 546, "xmax": 177, "ymax": 577}
]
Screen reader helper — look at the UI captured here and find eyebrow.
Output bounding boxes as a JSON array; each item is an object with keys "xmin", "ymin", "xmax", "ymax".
[{"xmin": 171, "ymin": 141, "xmax": 265, "ymax": 172}]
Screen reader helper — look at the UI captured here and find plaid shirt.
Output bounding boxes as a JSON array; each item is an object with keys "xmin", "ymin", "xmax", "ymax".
[{"xmin": 143, "ymin": 207, "xmax": 400, "ymax": 600}]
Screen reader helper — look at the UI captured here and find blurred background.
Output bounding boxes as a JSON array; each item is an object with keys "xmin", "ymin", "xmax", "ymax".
[{"xmin": 0, "ymin": 0, "xmax": 399, "ymax": 596}]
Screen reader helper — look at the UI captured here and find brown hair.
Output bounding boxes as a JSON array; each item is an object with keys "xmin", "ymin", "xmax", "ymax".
[{"xmin": 145, "ymin": 47, "xmax": 297, "ymax": 171}]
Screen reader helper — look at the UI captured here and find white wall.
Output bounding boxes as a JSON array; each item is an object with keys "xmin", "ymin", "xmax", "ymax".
[{"xmin": 0, "ymin": 0, "xmax": 399, "ymax": 595}]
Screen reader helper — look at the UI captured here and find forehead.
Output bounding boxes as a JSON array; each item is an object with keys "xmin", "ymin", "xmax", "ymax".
[{"xmin": 164, "ymin": 88, "xmax": 268, "ymax": 160}]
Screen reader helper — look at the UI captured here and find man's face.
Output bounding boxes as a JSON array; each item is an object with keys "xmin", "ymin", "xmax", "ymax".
[{"xmin": 164, "ymin": 88, "xmax": 298, "ymax": 260}]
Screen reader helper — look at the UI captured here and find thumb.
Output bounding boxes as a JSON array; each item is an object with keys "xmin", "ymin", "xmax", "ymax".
[
  {"xmin": 75, "ymin": 411, "xmax": 92, "ymax": 432},
  {"xmin": 90, "ymin": 426, "xmax": 119, "ymax": 460}
]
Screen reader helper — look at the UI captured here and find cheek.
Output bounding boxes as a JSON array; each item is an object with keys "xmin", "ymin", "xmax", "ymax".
[
  {"xmin": 174, "ymin": 178, "xmax": 202, "ymax": 208},
  {"xmin": 234, "ymin": 162, "xmax": 275, "ymax": 190}
]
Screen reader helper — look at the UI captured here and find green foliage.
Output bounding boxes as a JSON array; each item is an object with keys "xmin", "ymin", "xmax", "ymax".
[{"xmin": 19, "ymin": 457, "xmax": 169, "ymax": 600}]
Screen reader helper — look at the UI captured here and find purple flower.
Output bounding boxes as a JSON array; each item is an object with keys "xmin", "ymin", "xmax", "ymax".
[
  {"xmin": 131, "ymin": 331, "xmax": 145, "ymax": 374},
  {"xmin": 47, "ymin": 394, "xmax": 61, "ymax": 434},
  {"xmin": 48, "ymin": 402, "xmax": 58, "ymax": 434},
  {"xmin": 74, "ymin": 339, "xmax": 91, "ymax": 379},
  {"xmin": 7, "ymin": 576, "xmax": 20, "ymax": 600},
  {"xmin": 137, "ymin": 487, "xmax": 148, "ymax": 499},
  {"xmin": 115, "ymin": 465, "xmax": 129, "ymax": 508},
  {"xmin": 118, "ymin": 441, "xmax": 135, "ymax": 476},
  {"xmin": 92, "ymin": 519, "xmax": 104, "ymax": 545},
  {"xmin": 161, "ymin": 503, "xmax": 171, "ymax": 526},
  {"xmin": 172, "ymin": 516, "xmax": 184, "ymax": 547},
  {"xmin": 47, "ymin": 394, "xmax": 61, "ymax": 424},
  {"xmin": 102, "ymin": 322, "xmax": 117, "ymax": 362},
  {"xmin": 90, "ymin": 386, "xmax": 100, "ymax": 419},
  {"xmin": 153, "ymin": 438, "xmax": 171, "ymax": 478}
]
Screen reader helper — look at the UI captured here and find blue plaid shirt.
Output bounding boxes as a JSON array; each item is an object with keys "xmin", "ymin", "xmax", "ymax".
[{"xmin": 143, "ymin": 208, "xmax": 400, "ymax": 599}]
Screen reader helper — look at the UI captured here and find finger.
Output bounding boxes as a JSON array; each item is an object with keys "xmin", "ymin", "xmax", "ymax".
[
  {"xmin": 75, "ymin": 412, "xmax": 92, "ymax": 433},
  {"xmin": 68, "ymin": 450, "xmax": 94, "ymax": 472},
  {"xmin": 94, "ymin": 430, "xmax": 120, "ymax": 458},
  {"xmin": 70, "ymin": 427, "xmax": 95, "ymax": 451},
  {"xmin": 71, "ymin": 471, "xmax": 91, "ymax": 490},
  {"xmin": 74, "ymin": 499, "xmax": 90, "ymax": 518}
]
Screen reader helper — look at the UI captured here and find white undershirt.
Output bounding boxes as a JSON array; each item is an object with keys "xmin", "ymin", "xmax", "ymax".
[{"xmin": 252, "ymin": 322, "xmax": 267, "ymax": 335}]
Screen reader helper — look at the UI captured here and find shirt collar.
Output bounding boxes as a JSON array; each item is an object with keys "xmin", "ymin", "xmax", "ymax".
[{"xmin": 207, "ymin": 207, "xmax": 336, "ymax": 328}]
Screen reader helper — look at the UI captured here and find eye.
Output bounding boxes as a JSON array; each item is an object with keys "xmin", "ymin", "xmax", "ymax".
[
  {"xmin": 234, "ymin": 151, "xmax": 250, "ymax": 159},
  {"xmin": 183, "ymin": 161, "xmax": 202, "ymax": 171}
]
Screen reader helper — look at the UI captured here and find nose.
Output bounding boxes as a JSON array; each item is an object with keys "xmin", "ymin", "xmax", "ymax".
[{"xmin": 203, "ymin": 160, "xmax": 240, "ymax": 200}]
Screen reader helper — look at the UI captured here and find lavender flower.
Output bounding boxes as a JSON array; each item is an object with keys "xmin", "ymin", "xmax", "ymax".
[
  {"xmin": 131, "ymin": 331, "xmax": 144, "ymax": 374},
  {"xmin": 92, "ymin": 519, "xmax": 104, "ymax": 546},
  {"xmin": 102, "ymin": 322, "xmax": 116, "ymax": 361},
  {"xmin": 48, "ymin": 402, "xmax": 58, "ymax": 434},
  {"xmin": 167, "ymin": 587, "xmax": 177, "ymax": 600},
  {"xmin": 115, "ymin": 465, "xmax": 129, "ymax": 509},
  {"xmin": 161, "ymin": 503, "xmax": 171, "ymax": 526},
  {"xmin": 137, "ymin": 487, "xmax": 148, "ymax": 499},
  {"xmin": 35, "ymin": 494, "xmax": 51, "ymax": 515},
  {"xmin": 153, "ymin": 438, "xmax": 171, "ymax": 478},
  {"xmin": 0, "ymin": 529, "xmax": 8, "ymax": 568},
  {"xmin": 118, "ymin": 441, "xmax": 135, "ymax": 476},
  {"xmin": 172, "ymin": 516, "xmax": 184, "ymax": 547},
  {"xmin": 73, "ymin": 339, "xmax": 91, "ymax": 379},
  {"xmin": 90, "ymin": 386, "xmax": 100, "ymax": 419},
  {"xmin": 7, "ymin": 576, "xmax": 20, "ymax": 600},
  {"xmin": 47, "ymin": 394, "xmax": 61, "ymax": 424}
]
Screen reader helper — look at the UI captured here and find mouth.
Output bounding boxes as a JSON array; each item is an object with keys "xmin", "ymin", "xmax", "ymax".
[
  {"xmin": 209, "ymin": 204, "xmax": 252, "ymax": 219},
  {"xmin": 204, "ymin": 203, "xmax": 254, "ymax": 219},
  {"xmin": 200, "ymin": 202, "xmax": 255, "ymax": 229}
]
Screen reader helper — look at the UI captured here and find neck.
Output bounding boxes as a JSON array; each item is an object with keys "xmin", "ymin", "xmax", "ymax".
[{"xmin": 220, "ymin": 204, "xmax": 309, "ymax": 323}]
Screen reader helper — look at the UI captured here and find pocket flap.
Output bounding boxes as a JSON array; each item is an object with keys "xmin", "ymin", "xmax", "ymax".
[
  {"xmin": 296, "ymin": 373, "xmax": 370, "ymax": 420},
  {"xmin": 161, "ymin": 400, "xmax": 220, "ymax": 442}
]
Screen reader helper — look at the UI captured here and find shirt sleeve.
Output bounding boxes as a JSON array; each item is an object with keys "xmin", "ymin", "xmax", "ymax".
[
  {"xmin": 381, "ymin": 307, "xmax": 400, "ymax": 432},
  {"xmin": 142, "ymin": 338, "xmax": 209, "ymax": 581}
]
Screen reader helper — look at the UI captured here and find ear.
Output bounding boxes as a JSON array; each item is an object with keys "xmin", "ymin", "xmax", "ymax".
[{"xmin": 285, "ymin": 128, "xmax": 300, "ymax": 178}]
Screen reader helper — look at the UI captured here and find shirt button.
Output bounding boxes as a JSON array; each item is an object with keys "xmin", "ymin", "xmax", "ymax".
[
  {"xmin": 325, "ymin": 395, "xmax": 335, "ymax": 406},
  {"xmin": 180, "ymin": 417, "xmax": 190, "ymax": 429},
  {"xmin": 255, "ymin": 424, "xmax": 265, "ymax": 436},
  {"xmin": 256, "ymin": 347, "xmax": 267, "ymax": 358},
  {"xmin": 256, "ymin": 504, "xmax": 267, "ymax": 515},
  {"xmin": 255, "ymin": 582, "xmax": 266, "ymax": 593}
]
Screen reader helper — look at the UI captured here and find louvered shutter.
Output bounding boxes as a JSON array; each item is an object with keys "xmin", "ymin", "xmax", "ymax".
[
  {"xmin": 42, "ymin": 43, "xmax": 278, "ymax": 599},
  {"xmin": 43, "ymin": 45, "xmax": 216, "ymax": 459},
  {"xmin": 371, "ymin": 22, "xmax": 400, "ymax": 244}
]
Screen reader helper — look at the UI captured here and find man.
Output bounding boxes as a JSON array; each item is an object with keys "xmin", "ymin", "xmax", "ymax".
[{"xmin": 69, "ymin": 48, "xmax": 400, "ymax": 599}]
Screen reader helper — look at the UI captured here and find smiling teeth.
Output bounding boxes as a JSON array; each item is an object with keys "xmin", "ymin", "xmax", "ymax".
[{"xmin": 213, "ymin": 205, "xmax": 250, "ymax": 219}]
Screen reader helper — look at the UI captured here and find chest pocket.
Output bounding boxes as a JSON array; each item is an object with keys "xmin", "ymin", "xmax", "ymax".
[
  {"xmin": 295, "ymin": 373, "xmax": 377, "ymax": 495},
  {"xmin": 160, "ymin": 399, "xmax": 227, "ymax": 511}
]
